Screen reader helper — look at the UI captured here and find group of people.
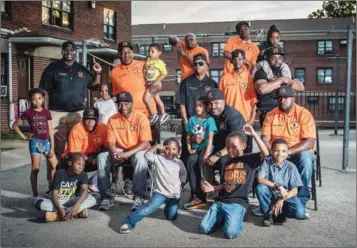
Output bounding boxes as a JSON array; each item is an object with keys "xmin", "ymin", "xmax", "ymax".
[{"xmin": 12, "ymin": 21, "xmax": 317, "ymax": 239}]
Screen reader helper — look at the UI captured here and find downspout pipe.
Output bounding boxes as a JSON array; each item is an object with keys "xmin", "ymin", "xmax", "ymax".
[{"xmin": 8, "ymin": 41, "xmax": 14, "ymax": 129}]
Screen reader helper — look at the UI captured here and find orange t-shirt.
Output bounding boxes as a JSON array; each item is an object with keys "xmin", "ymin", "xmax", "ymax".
[
  {"xmin": 110, "ymin": 60, "xmax": 155, "ymax": 116},
  {"xmin": 177, "ymin": 40, "xmax": 210, "ymax": 81},
  {"xmin": 107, "ymin": 110, "xmax": 152, "ymax": 150},
  {"xmin": 63, "ymin": 122, "xmax": 107, "ymax": 156},
  {"xmin": 219, "ymin": 69, "xmax": 257, "ymax": 122},
  {"xmin": 262, "ymin": 104, "xmax": 316, "ymax": 148},
  {"xmin": 223, "ymin": 37, "xmax": 259, "ymax": 75}
]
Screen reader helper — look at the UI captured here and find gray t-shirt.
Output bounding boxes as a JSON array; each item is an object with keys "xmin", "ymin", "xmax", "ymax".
[{"xmin": 145, "ymin": 151, "xmax": 187, "ymax": 199}]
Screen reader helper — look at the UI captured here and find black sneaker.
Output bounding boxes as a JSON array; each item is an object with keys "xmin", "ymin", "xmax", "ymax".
[
  {"xmin": 263, "ymin": 214, "xmax": 273, "ymax": 227},
  {"xmin": 273, "ymin": 214, "xmax": 287, "ymax": 225}
]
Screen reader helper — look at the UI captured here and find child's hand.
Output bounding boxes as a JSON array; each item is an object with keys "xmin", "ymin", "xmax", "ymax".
[
  {"xmin": 59, "ymin": 207, "xmax": 67, "ymax": 221},
  {"xmin": 243, "ymin": 124, "xmax": 256, "ymax": 136},
  {"xmin": 188, "ymin": 149, "xmax": 196, "ymax": 155},
  {"xmin": 201, "ymin": 181, "xmax": 214, "ymax": 193},
  {"xmin": 68, "ymin": 203, "xmax": 81, "ymax": 219},
  {"xmin": 47, "ymin": 150, "xmax": 55, "ymax": 159},
  {"xmin": 203, "ymin": 152, "xmax": 210, "ymax": 163},
  {"xmin": 150, "ymin": 81, "xmax": 162, "ymax": 94}
]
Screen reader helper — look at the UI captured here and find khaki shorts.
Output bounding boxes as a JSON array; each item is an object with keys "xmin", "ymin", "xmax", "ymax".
[{"xmin": 51, "ymin": 110, "xmax": 83, "ymax": 155}]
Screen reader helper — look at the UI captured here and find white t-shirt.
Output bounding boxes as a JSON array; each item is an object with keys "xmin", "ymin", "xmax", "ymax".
[{"xmin": 93, "ymin": 98, "xmax": 118, "ymax": 124}]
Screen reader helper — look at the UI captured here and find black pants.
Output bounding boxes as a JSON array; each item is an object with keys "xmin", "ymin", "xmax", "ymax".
[
  {"xmin": 186, "ymin": 149, "xmax": 207, "ymax": 202},
  {"xmin": 259, "ymin": 110, "xmax": 269, "ymax": 128},
  {"xmin": 245, "ymin": 135, "xmax": 253, "ymax": 153}
]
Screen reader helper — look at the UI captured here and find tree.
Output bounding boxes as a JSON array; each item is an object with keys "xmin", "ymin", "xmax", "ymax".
[{"xmin": 308, "ymin": 1, "xmax": 356, "ymax": 19}]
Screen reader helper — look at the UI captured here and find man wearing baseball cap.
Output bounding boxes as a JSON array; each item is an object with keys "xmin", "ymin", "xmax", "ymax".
[
  {"xmin": 219, "ymin": 49, "xmax": 257, "ymax": 152},
  {"xmin": 96, "ymin": 91, "xmax": 152, "ymax": 211},
  {"xmin": 110, "ymin": 41, "xmax": 160, "ymax": 144},
  {"xmin": 254, "ymin": 45, "xmax": 305, "ymax": 127},
  {"xmin": 261, "ymin": 84, "xmax": 316, "ymax": 210},
  {"xmin": 204, "ymin": 89, "xmax": 245, "ymax": 170},
  {"xmin": 40, "ymin": 40, "xmax": 103, "ymax": 159},
  {"xmin": 223, "ymin": 21, "xmax": 259, "ymax": 75}
]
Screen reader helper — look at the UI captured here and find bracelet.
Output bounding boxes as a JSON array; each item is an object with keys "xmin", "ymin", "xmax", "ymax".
[{"xmin": 95, "ymin": 72, "xmax": 102, "ymax": 76}]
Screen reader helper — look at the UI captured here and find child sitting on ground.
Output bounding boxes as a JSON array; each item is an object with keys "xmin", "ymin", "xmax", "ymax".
[
  {"xmin": 256, "ymin": 138, "xmax": 309, "ymax": 227},
  {"xmin": 184, "ymin": 97, "xmax": 217, "ymax": 210},
  {"xmin": 12, "ymin": 88, "xmax": 58, "ymax": 202},
  {"xmin": 34, "ymin": 153, "xmax": 99, "ymax": 222},
  {"xmin": 199, "ymin": 125, "xmax": 269, "ymax": 239},
  {"xmin": 257, "ymin": 24, "xmax": 291, "ymax": 80},
  {"xmin": 119, "ymin": 138, "xmax": 187, "ymax": 234},
  {"xmin": 144, "ymin": 43, "xmax": 169, "ymax": 125},
  {"xmin": 94, "ymin": 83, "xmax": 118, "ymax": 124}
]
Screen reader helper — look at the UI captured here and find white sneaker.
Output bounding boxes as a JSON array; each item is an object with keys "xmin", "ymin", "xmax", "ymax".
[
  {"xmin": 131, "ymin": 196, "xmax": 144, "ymax": 212},
  {"xmin": 159, "ymin": 113, "xmax": 170, "ymax": 125},
  {"xmin": 303, "ymin": 208, "xmax": 311, "ymax": 219},
  {"xmin": 120, "ymin": 224, "xmax": 131, "ymax": 234}
]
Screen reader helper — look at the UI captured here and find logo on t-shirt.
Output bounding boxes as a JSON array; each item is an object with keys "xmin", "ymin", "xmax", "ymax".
[
  {"xmin": 204, "ymin": 86, "xmax": 212, "ymax": 93},
  {"xmin": 224, "ymin": 162, "xmax": 247, "ymax": 185},
  {"xmin": 77, "ymin": 71, "xmax": 84, "ymax": 78},
  {"xmin": 130, "ymin": 124, "xmax": 137, "ymax": 131},
  {"xmin": 94, "ymin": 137, "xmax": 101, "ymax": 143},
  {"xmin": 241, "ymin": 83, "xmax": 248, "ymax": 89},
  {"xmin": 290, "ymin": 121, "xmax": 299, "ymax": 129},
  {"xmin": 135, "ymin": 68, "xmax": 141, "ymax": 73}
]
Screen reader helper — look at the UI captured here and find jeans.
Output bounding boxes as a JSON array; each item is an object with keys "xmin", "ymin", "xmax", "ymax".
[
  {"xmin": 97, "ymin": 151, "xmax": 148, "ymax": 200},
  {"xmin": 289, "ymin": 150, "xmax": 313, "ymax": 206},
  {"xmin": 256, "ymin": 184, "xmax": 306, "ymax": 219},
  {"xmin": 29, "ymin": 138, "xmax": 51, "ymax": 156},
  {"xmin": 199, "ymin": 201, "xmax": 246, "ymax": 239},
  {"xmin": 122, "ymin": 193, "xmax": 180, "ymax": 229},
  {"xmin": 34, "ymin": 193, "xmax": 99, "ymax": 213}
]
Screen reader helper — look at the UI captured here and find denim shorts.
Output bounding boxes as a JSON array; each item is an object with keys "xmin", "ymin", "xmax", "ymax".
[{"xmin": 29, "ymin": 138, "xmax": 51, "ymax": 156}]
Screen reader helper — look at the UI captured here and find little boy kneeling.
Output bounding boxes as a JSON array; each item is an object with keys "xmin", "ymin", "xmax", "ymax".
[
  {"xmin": 34, "ymin": 153, "xmax": 99, "ymax": 222},
  {"xmin": 256, "ymin": 138, "xmax": 309, "ymax": 227}
]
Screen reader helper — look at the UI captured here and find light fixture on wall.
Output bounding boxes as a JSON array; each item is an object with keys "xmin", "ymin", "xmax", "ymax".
[{"xmin": 89, "ymin": 1, "xmax": 96, "ymax": 9}]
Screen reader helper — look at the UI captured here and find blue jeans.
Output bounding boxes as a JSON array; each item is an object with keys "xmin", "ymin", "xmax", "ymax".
[
  {"xmin": 199, "ymin": 201, "xmax": 246, "ymax": 239},
  {"xmin": 289, "ymin": 150, "xmax": 313, "ymax": 206},
  {"xmin": 122, "ymin": 193, "xmax": 180, "ymax": 229},
  {"xmin": 256, "ymin": 184, "xmax": 306, "ymax": 219},
  {"xmin": 29, "ymin": 138, "xmax": 51, "ymax": 156}
]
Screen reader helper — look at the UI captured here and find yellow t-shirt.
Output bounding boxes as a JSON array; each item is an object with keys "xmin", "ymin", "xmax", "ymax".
[{"xmin": 144, "ymin": 59, "xmax": 167, "ymax": 82}]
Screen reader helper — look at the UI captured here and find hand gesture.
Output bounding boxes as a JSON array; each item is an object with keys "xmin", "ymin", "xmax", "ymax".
[
  {"xmin": 243, "ymin": 59, "xmax": 252, "ymax": 69},
  {"xmin": 243, "ymin": 124, "xmax": 256, "ymax": 136},
  {"xmin": 203, "ymin": 152, "xmax": 211, "ymax": 163},
  {"xmin": 118, "ymin": 152, "xmax": 130, "ymax": 161},
  {"xmin": 92, "ymin": 57, "xmax": 102, "ymax": 73},
  {"xmin": 201, "ymin": 180, "xmax": 214, "ymax": 193},
  {"xmin": 176, "ymin": 45, "xmax": 185, "ymax": 56}
]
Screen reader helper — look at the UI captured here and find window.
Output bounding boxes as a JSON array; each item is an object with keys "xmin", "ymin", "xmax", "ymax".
[
  {"xmin": 163, "ymin": 44, "xmax": 172, "ymax": 52},
  {"xmin": 138, "ymin": 45, "xmax": 149, "ymax": 56},
  {"xmin": 317, "ymin": 40, "xmax": 333, "ymax": 55},
  {"xmin": 210, "ymin": 69, "xmax": 223, "ymax": 83},
  {"xmin": 211, "ymin": 43, "xmax": 225, "ymax": 57},
  {"xmin": 176, "ymin": 69, "xmax": 181, "ymax": 84},
  {"xmin": 103, "ymin": 8, "xmax": 116, "ymax": 40},
  {"xmin": 329, "ymin": 96, "xmax": 344, "ymax": 113},
  {"xmin": 1, "ymin": 1, "xmax": 10, "ymax": 16},
  {"xmin": 317, "ymin": 68, "xmax": 333, "ymax": 84},
  {"xmin": 42, "ymin": 1, "xmax": 73, "ymax": 29},
  {"xmin": 340, "ymin": 39, "xmax": 347, "ymax": 47},
  {"xmin": 295, "ymin": 68, "xmax": 305, "ymax": 83}
]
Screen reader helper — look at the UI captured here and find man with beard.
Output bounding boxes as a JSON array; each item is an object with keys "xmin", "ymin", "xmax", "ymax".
[
  {"xmin": 40, "ymin": 40, "xmax": 102, "ymax": 157},
  {"xmin": 261, "ymin": 85, "xmax": 316, "ymax": 210},
  {"xmin": 254, "ymin": 46, "xmax": 305, "ymax": 127}
]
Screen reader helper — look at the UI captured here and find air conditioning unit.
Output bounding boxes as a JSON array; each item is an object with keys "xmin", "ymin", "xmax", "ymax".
[{"xmin": 0, "ymin": 85, "xmax": 7, "ymax": 97}]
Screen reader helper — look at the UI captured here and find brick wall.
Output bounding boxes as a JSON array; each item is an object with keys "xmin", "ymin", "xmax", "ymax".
[{"xmin": 32, "ymin": 57, "xmax": 51, "ymax": 87}]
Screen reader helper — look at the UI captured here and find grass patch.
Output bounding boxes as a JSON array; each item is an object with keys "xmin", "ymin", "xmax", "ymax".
[
  {"xmin": 1, "ymin": 147, "xmax": 15, "ymax": 152},
  {"xmin": 1, "ymin": 132, "xmax": 21, "ymax": 140}
]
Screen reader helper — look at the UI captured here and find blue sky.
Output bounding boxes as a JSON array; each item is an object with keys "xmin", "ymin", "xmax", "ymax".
[{"xmin": 132, "ymin": 1, "xmax": 323, "ymax": 24}]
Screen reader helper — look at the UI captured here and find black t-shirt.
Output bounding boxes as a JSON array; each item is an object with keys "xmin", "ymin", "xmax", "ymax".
[
  {"xmin": 53, "ymin": 169, "xmax": 88, "ymax": 201},
  {"xmin": 213, "ymin": 105, "xmax": 246, "ymax": 152},
  {"xmin": 175, "ymin": 74, "xmax": 217, "ymax": 118},
  {"xmin": 40, "ymin": 60, "xmax": 93, "ymax": 112},
  {"xmin": 253, "ymin": 69, "xmax": 282, "ymax": 112},
  {"xmin": 216, "ymin": 152, "xmax": 262, "ymax": 208}
]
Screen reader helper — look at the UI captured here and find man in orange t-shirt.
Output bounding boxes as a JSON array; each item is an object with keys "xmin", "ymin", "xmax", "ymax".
[
  {"xmin": 169, "ymin": 33, "xmax": 210, "ymax": 81},
  {"xmin": 97, "ymin": 92, "xmax": 152, "ymax": 211},
  {"xmin": 261, "ymin": 85, "xmax": 316, "ymax": 207},
  {"xmin": 219, "ymin": 49, "xmax": 257, "ymax": 152},
  {"xmin": 223, "ymin": 21, "xmax": 259, "ymax": 75},
  {"xmin": 62, "ymin": 107, "xmax": 107, "ymax": 172},
  {"xmin": 110, "ymin": 41, "xmax": 159, "ymax": 144}
]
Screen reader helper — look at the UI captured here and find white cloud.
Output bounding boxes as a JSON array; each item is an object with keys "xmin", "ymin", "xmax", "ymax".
[{"xmin": 132, "ymin": 1, "xmax": 324, "ymax": 24}]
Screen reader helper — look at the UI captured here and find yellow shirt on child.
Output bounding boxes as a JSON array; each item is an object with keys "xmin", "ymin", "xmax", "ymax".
[{"xmin": 144, "ymin": 59, "xmax": 167, "ymax": 82}]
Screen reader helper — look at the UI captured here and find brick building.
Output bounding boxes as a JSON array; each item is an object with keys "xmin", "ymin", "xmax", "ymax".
[
  {"xmin": 132, "ymin": 17, "xmax": 356, "ymax": 124},
  {"xmin": 1, "ymin": 1, "xmax": 131, "ymax": 132}
]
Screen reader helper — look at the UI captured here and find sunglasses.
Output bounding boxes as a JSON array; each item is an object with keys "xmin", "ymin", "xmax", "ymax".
[{"xmin": 193, "ymin": 61, "xmax": 205, "ymax": 67}]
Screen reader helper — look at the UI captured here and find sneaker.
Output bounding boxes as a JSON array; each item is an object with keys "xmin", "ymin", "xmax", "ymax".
[
  {"xmin": 159, "ymin": 113, "xmax": 170, "ymax": 125},
  {"xmin": 124, "ymin": 180, "xmax": 133, "ymax": 195},
  {"xmin": 99, "ymin": 199, "xmax": 114, "ymax": 211},
  {"xmin": 120, "ymin": 224, "xmax": 131, "ymax": 234},
  {"xmin": 273, "ymin": 214, "xmax": 287, "ymax": 225},
  {"xmin": 303, "ymin": 209, "xmax": 311, "ymax": 219},
  {"xmin": 263, "ymin": 214, "xmax": 273, "ymax": 227},
  {"xmin": 252, "ymin": 208, "xmax": 264, "ymax": 217},
  {"xmin": 183, "ymin": 198, "xmax": 208, "ymax": 210},
  {"xmin": 149, "ymin": 114, "xmax": 159, "ymax": 125},
  {"xmin": 131, "ymin": 196, "xmax": 144, "ymax": 212},
  {"xmin": 77, "ymin": 209, "xmax": 88, "ymax": 218},
  {"xmin": 33, "ymin": 196, "xmax": 41, "ymax": 205},
  {"xmin": 45, "ymin": 211, "xmax": 59, "ymax": 222}
]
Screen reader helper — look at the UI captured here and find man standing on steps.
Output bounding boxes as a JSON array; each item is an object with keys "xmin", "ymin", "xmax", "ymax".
[{"xmin": 40, "ymin": 40, "xmax": 102, "ymax": 158}]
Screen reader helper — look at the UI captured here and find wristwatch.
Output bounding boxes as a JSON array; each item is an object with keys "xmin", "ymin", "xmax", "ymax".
[
  {"xmin": 274, "ymin": 183, "xmax": 282, "ymax": 190},
  {"xmin": 215, "ymin": 151, "xmax": 223, "ymax": 158}
]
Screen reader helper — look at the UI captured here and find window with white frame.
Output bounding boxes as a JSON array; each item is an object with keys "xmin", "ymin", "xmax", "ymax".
[
  {"xmin": 211, "ymin": 43, "xmax": 225, "ymax": 57},
  {"xmin": 295, "ymin": 68, "xmax": 305, "ymax": 83},
  {"xmin": 210, "ymin": 69, "xmax": 223, "ymax": 83},
  {"xmin": 317, "ymin": 68, "xmax": 332, "ymax": 84},
  {"xmin": 317, "ymin": 40, "xmax": 333, "ymax": 55},
  {"xmin": 139, "ymin": 45, "xmax": 150, "ymax": 56}
]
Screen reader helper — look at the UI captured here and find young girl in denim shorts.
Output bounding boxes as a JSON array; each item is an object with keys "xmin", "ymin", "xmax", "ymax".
[{"xmin": 12, "ymin": 88, "xmax": 58, "ymax": 203}]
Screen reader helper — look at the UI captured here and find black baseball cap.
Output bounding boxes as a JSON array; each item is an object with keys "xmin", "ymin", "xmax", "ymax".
[
  {"xmin": 265, "ymin": 45, "xmax": 285, "ymax": 57},
  {"xmin": 275, "ymin": 85, "xmax": 295, "ymax": 99},
  {"xmin": 62, "ymin": 40, "xmax": 77, "ymax": 50},
  {"xmin": 231, "ymin": 49, "xmax": 246, "ymax": 61},
  {"xmin": 83, "ymin": 107, "xmax": 99, "ymax": 120},
  {"xmin": 193, "ymin": 53, "xmax": 208, "ymax": 63},
  {"xmin": 206, "ymin": 89, "xmax": 225, "ymax": 101},
  {"xmin": 116, "ymin": 92, "xmax": 133, "ymax": 103},
  {"xmin": 118, "ymin": 41, "xmax": 134, "ymax": 52},
  {"xmin": 235, "ymin": 21, "xmax": 249, "ymax": 32}
]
